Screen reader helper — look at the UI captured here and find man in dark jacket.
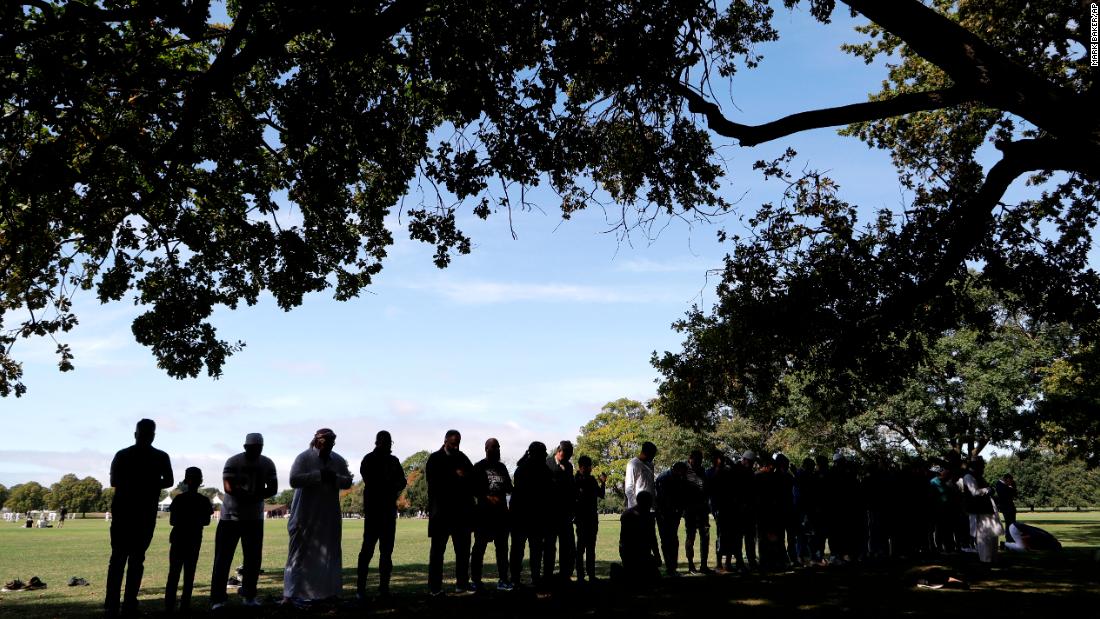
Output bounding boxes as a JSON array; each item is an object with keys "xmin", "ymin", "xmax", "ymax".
[
  {"xmin": 105, "ymin": 419, "xmax": 174, "ymax": 618},
  {"xmin": 509, "ymin": 442, "xmax": 552, "ymax": 588},
  {"xmin": 358, "ymin": 430, "xmax": 407, "ymax": 599},
  {"xmin": 472, "ymin": 438, "xmax": 513, "ymax": 590},
  {"xmin": 544, "ymin": 440, "xmax": 577, "ymax": 582},
  {"xmin": 426, "ymin": 430, "xmax": 476, "ymax": 595}
]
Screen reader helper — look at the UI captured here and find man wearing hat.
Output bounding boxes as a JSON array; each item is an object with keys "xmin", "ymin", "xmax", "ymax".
[{"xmin": 210, "ymin": 433, "xmax": 278, "ymax": 610}]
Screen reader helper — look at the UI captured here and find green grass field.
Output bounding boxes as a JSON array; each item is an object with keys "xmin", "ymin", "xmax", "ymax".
[{"xmin": 0, "ymin": 512, "xmax": 1097, "ymax": 617}]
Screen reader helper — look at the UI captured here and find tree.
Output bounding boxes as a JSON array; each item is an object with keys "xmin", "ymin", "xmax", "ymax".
[
  {"xmin": 6, "ymin": 481, "xmax": 48, "ymax": 513},
  {"xmin": 48, "ymin": 473, "xmax": 103, "ymax": 516},
  {"xmin": 6, "ymin": 2, "xmax": 1093, "ymax": 401},
  {"xmin": 340, "ymin": 482, "xmax": 364, "ymax": 516},
  {"xmin": 0, "ymin": 483, "xmax": 9, "ymax": 509},
  {"xmin": 270, "ymin": 488, "xmax": 296, "ymax": 507},
  {"xmin": 396, "ymin": 450, "xmax": 428, "ymax": 515},
  {"xmin": 98, "ymin": 487, "xmax": 115, "ymax": 512},
  {"xmin": 1028, "ymin": 344, "xmax": 1100, "ymax": 466}
]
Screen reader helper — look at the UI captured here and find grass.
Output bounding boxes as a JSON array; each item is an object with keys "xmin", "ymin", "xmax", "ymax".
[{"xmin": 0, "ymin": 512, "xmax": 1097, "ymax": 617}]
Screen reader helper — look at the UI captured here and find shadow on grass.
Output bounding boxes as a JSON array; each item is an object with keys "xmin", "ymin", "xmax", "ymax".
[{"xmin": 3, "ymin": 552, "xmax": 1098, "ymax": 618}]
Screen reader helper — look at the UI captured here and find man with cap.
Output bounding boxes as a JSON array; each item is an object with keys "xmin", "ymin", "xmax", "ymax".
[
  {"xmin": 624, "ymin": 442, "xmax": 657, "ymax": 510},
  {"xmin": 357, "ymin": 430, "xmax": 407, "ymax": 600},
  {"xmin": 210, "ymin": 433, "xmax": 278, "ymax": 610}
]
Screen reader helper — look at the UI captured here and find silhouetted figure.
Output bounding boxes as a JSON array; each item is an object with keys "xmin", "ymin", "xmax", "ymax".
[
  {"xmin": 812, "ymin": 454, "xmax": 831, "ymax": 561},
  {"xmin": 426, "ymin": 429, "xmax": 476, "ymax": 595},
  {"xmin": 617, "ymin": 490, "xmax": 660, "ymax": 583},
  {"xmin": 211, "ymin": 433, "xmax": 278, "ymax": 610},
  {"xmin": 544, "ymin": 440, "xmax": 577, "ymax": 582},
  {"xmin": 793, "ymin": 457, "xmax": 820, "ymax": 565},
  {"xmin": 57, "ymin": 506, "xmax": 67, "ymax": 528},
  {"xmin": 471, "ymin": 437, "xmax": 513, "ymax": 591},
  {"xmin": 929, "ymin": 465, "xmax": 958, "ymax": 553},
  {"xmin": 574, "ymin": 455, "xmax": 606, "ymax": 582},
  {"xmin": 357, "ymin": 430, "xmax": 407, "ymax": 600},
  {"xmin": 165, "ymin": 467, "xmax": 213, "ymax": 614},
  {"xmin": 706, "ymin": 452, "xmax": 734, "ymax": 569},
  {"xmin": 995, "ymin": 474, "xmax": 1017, "ymax": 542},
  {"xmin": 655, "ymin": 462, "xmax": 690, "ymax": 575},
  {"xmin": 728, "ymin": 451, "xmax": 758, "ymax": 572},
  {"xmin": 684, "ymin": 450, "xmax": 711, "ymax": 573},
  {"xmin": 284, "ymin": 428, "xmax": 354, "ymax": 602},
  {"xmin": 773, "ymin": 454, "xmax": 797, "ymax": 565},
  {"xmin": 105, "ymin": 418, "xmax": 174, "ymax": 618},
  {"xmin": 509, "ymin": 442, "xmax": 552, "ymax": 588},
  {"xmin": 754, "ymin": 454, "xmax": 787, "ymax": 571},
  {"xmin": 624, "ymin": 442, "xmax": 657, "ymax": 510}
]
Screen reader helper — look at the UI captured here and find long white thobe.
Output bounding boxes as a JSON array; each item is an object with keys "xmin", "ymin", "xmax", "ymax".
[
  {"xmin": 962, "ymin": 472, "xmax": 1002, "ymax": 563},
  {"xmin": 624, "ymin": 456, "xmax": 655, "ymax": 510},
  {"xmin": 283, "ymin": 448, "xmax": 353, "ymax": 600}
]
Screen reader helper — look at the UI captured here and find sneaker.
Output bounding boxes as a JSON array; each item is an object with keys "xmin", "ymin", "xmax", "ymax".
[
  {"xmin": 227, "ymin": 576, "xmax": 242, "ymax": 586},
  {"xmin": 210, "ymin": 602, "xmax": 227, "ymax": 611},
  {"xmin": 25, "ymin": 577, "xmax": 47, "ymax": 591},
  {"xmin": 456, "ymin": 582, "xmax": 477, "ymax": 593},
  {"xmin": 497, "ymin": 580, "xmax": 514, "ymax": 591},
  {"xmin": 3, "ymin": 579, "xmax": 24, "ymax": 591},
  {"xmin": 67, "ymin": 577, "xmax": 89, "ymax": 586},
  {"xmin": 428, "ymin": 590, "xmax": 444, "ymax": 598},
  {"xmin": 243, "ymin": 598, "xmax": 262, "ymax": 607}
]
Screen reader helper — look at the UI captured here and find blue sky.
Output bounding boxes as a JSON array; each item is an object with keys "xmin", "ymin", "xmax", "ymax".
[{"xmin": 1, "ymin": 8, "xmax": 1011, "ymax": 488}]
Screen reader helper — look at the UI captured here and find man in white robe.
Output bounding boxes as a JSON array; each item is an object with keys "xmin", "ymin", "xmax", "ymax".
[
  {"xmin": 624, "ymin": 442, "xmax": 657, "ymax": 510},
  {"xmin": 283, "ymin": 428, "xmax": 354, "ymax": 602}
]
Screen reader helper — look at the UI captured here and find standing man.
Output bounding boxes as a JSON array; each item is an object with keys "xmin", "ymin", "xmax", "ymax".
[
  {"xmin": 995, "ymin": 473, "xmax": 1017, "ymax": 543},
  {"xmin": 211, "ymin": 433, "xmax": 278, "ymax": 610},
  {"xmin": 105, "ymin": 419, "xmax": 174, "ymax": 618},
  {"xmin": 729, "ymin": 450, "xmax": 758, "ymax": 572},
  {"xmin": 574, "ymin": 455, "xmax": 606, "ymax": 582},
  {"xmin": 624, "ymin": 442, "xmax": 657, "ymax": 510},
  {"xmin": 426, "ymin": 430, "xmax": 476, "ymax": 595},
  {"xmin": 357, "ymin": 430, "xmax": 407, "ymax": 600},
  {"xmin": 544, "ymin": 440, "xmax": 576, "ymax": 583},
  {"xmin": 57, "ymin": 506, "xmax": 67, "ymax": 528},
  {"xmin": 655, "ymin": 462, "xmax": 690, "ymax": 576},
  {"xmin": 471, "ymin": 438, "xmax": 513, "ymax": 591},
  {"xmin": 165, "ymin": 467, "xmax": 213, "ymax": 614},
  {"xmin": 684, "ymin": 450, "xmax": 711, "ymax": 573},
  {"xmin": 284, "ymin": 428, "xmax": 354, "ymax": 603}
]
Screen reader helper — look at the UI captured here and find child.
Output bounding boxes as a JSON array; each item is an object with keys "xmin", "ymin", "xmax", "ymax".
[
  {"xmin": 574, "ymin": 455, "xmax": 606, "ymax": 581},
  {"xmin": 165, "ymin": 467, "xmax": 213, "ymax": 613}
]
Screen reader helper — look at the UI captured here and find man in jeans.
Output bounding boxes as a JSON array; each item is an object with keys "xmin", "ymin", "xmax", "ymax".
[{"xmin": 210, "ymin": 433, "xmax": 278, "ymax": 609}]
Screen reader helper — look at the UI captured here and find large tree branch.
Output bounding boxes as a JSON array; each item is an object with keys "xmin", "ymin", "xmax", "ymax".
[
  {"xmin": 875, "ymin": 138, "xmax": 1099, "ymax": 328},
  {"xmin": 674, "ymin": 83, "xmax": 969, "ymax": 146},
  {"xmin": 841, "ymin": 0, "xmax": 1087, "ymax": 142}
]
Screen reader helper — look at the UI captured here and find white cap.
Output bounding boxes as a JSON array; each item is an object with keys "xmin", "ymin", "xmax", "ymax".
[
  {"xmin": 244, "ymin": 433, "xmax": 264, "ymax": 446},
  {"xmin": 741, "ymin": 450, "xmax": 756, "ymax": 461}
]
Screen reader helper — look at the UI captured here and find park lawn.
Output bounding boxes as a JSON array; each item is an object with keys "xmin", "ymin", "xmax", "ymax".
[{"xmin": 0, "ymin": 512, "xmax": 1097, "ymax": 618}]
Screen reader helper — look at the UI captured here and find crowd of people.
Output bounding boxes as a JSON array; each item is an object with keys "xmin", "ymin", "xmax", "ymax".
[{"xmin": 103, "ymin": 419, "xmax": 1019, "ymax": 616}]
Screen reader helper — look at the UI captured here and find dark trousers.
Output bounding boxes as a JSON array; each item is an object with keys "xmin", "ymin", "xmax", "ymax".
[
  {"xmin": 684, "ymin": 510, "xmax": 710, "ymax": 568},
  {"xmin": 509, "ymin": 523, "xmax": 545, "ymax": 586},
  {"xmin": 542, "ymin": 518, "xmax": 576, "ymax": 580},
  {"xmin": 209, "ymin": 519, "xmax": 263, "ymax": 603},
  {"xmin": 472, "ymin": 526, "xmax": 510, "ymax": 585},
  {"xmin": 731, "ymin": 512, "xmax": 757, "ymax": 566},
  {"xmin": 358, "ymin": 515, "xmax": 397, "ymax": 596},
  {"xmin": 428, "ymin": 526, "xmax": 471, "ymax": 593},
  {"xmin": 1001, "ymin": 508, "xmax": 1017, "ymax": 542},
  {"xmin": 575, "ymin": 518, "xmax": 599, "ymax": 579},
  {"xmin": 165, "ymin": 534, "xmax": 201, "ymax": 612},
  {"xmin": 105, "ymin": 514, "xmax": 156, "ymax": 613},
  {"xmin": 657, "ymin": 511, "xmax": 682, "ymax": 572}
]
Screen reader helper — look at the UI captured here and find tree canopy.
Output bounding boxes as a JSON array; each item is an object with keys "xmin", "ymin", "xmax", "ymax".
[{"xmin": 3, "ymin": 1, "xmax": 1096, "ymax": 400}]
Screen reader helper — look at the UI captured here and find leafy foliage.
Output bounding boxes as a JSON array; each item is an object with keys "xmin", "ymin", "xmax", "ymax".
[
  {"xmin": 47, "ymin": 473, "xmax": 103, "ymax": 515},
  {"xmin": 6, "ymin": 481, "xmax": 48, "ymax": 513}
]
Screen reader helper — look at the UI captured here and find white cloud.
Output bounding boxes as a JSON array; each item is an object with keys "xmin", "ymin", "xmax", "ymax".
[{"xmin": 404, "ymin": 278, "xmax": 674, "ymax": 304}]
